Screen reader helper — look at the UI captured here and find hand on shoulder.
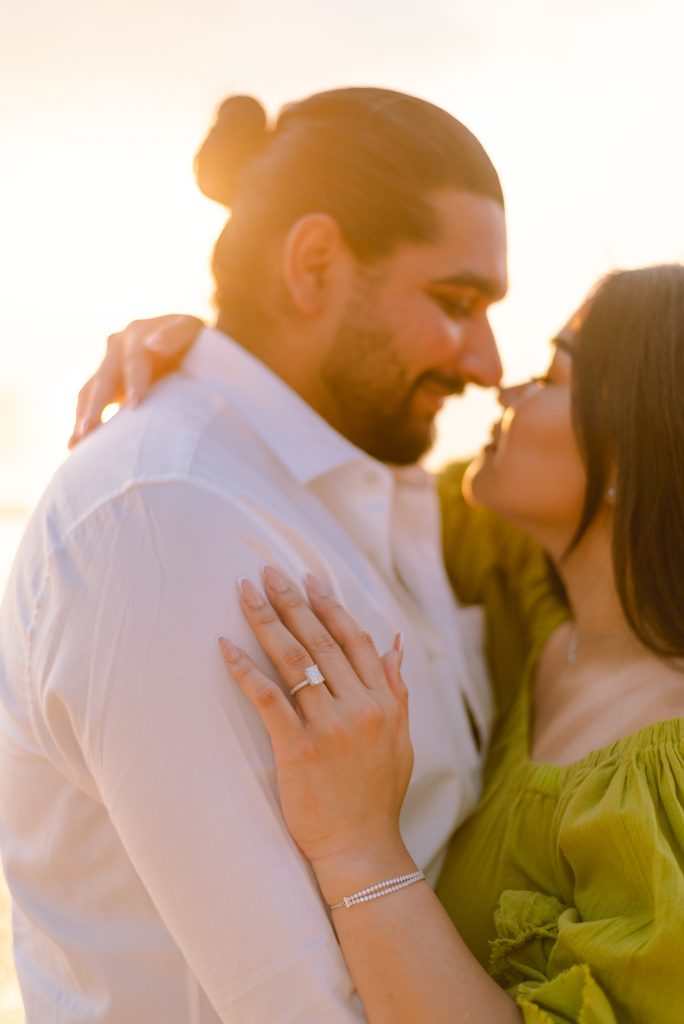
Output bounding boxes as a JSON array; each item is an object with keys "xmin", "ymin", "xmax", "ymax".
[{"xmin": 69, "ymin": 314, "xmax": 203, "ymax": 447}]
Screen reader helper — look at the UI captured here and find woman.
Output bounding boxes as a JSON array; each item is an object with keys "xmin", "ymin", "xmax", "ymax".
[{"xmin": 72, "ymin": 265, "xmax": 684, "ymax": 1021}]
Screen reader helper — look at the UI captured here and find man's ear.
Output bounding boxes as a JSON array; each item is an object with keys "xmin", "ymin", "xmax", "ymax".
[{"xmin": 282, "ymin": 213, "xmax": 350, "ymax": 316}]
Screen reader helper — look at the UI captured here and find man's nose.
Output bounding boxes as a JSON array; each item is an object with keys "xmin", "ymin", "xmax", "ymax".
[{"xmin": 458, "ymin": 316, "xmax": 503, "ymax": 389}]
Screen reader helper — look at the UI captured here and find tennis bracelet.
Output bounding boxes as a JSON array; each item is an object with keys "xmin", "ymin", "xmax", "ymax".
[{"xmin": 329, "ymin": 870, "xmax": 426, "ymax": 910}]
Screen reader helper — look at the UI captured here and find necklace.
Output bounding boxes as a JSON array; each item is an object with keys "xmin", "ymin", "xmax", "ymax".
[{"xmin": 567, "ymin": 627, "xmax": 633, "ymax": 664}]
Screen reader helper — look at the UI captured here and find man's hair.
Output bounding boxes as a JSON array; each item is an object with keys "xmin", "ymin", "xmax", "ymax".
[
  {"xmin": 193, "ymin": 87, "xmax": 504, "ymax": 342},
  {"xmin": 568, "ymin": 264, "xmax": 684, "ymax": 659}
]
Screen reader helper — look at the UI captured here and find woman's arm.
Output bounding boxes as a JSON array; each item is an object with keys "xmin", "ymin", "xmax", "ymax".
[{"xmin": 219, "ymin": 567, "xmax": 522, "ymax": 1024}]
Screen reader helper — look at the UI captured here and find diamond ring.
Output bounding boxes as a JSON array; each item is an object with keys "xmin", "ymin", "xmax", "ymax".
[{"xmin": 290, "ymin": 664, "xmax": 325, "ymax": 697}]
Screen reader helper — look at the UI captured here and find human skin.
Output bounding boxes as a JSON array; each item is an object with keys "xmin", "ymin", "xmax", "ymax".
[{"xmin": 219, "ymin": 567, "xmax": 523, "ymax": 1024}]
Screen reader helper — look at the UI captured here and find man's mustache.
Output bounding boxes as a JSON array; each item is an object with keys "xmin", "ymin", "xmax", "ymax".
[{"xmin": 414, "ymin": 372, "xmax": 467, "ymax": 397}]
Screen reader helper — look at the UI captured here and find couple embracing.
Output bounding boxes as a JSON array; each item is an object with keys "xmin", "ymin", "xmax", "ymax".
[{"xmin": 1, "ymin": 87, "xmax": 683, "ymax": 1023}]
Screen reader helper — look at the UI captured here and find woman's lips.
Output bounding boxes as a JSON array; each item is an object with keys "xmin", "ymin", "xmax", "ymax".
[{"xmin": 484, "ymin": 422, "xmax": 501, "ymax": 453}]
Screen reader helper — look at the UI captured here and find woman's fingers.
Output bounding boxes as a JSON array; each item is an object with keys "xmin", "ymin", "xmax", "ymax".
[
  {"xmin": 237, "ymin": 577, "xmax": 341, "ymax": 711},
  {"xmin": 298, "ymin": 572, "xmax": 393, "ymax": 695},
  {"xmin": 68, "ymin": 352, "xmax": 123, "ymax": 447},
  {"xmin": 119, "ymin": 314, "xmax": 200, "ymax": 409},
  {"xmin": 68, "ymin": 314, "xmax": 203, "ymax": 447},
  {"xmin": 381, "ymin": 643, "xmax": 410, "ymax": 709},
  {"xmin": 218, "ymin": 636, "xmax": 302, "ymax": 749},
  {"xmin": 257, "ymin": 566, "xmax": 391, "ymax": 697},
  {"xmin": 121, "ymin": 333, "xmax": 152, "ymax": 411},
  {"xmin": 143, "ymin": 314, "xmax": 203, "ymax": 362}
]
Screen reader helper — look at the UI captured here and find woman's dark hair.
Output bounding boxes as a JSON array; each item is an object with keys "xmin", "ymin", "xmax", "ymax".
[
  {"xmin": 568, "ymin": 264, "xmax": 684, "ymax": 659},
  {"xmin": 193, "ymin": 88, "xmax": 504, "ymax": 342}
]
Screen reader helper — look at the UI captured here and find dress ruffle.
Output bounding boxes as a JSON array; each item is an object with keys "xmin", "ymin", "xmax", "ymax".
[
  {"xmin": 489, "ymin": 890, "xmax": 617, "ymax": 1023},
  {"xmin": 489, "ymin": 890, "xmax": 573, "ymax": 989}
]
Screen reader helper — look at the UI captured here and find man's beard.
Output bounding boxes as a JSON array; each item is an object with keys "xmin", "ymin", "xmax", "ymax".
[{"xmin": 320, "ymin": 290, "xmax": 465, "ymax": 465}]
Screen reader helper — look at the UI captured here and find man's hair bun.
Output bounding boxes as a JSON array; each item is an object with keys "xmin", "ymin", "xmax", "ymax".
[{"xmin": 194, "ymin": 96, "xmax": 269, "ymax": 207}]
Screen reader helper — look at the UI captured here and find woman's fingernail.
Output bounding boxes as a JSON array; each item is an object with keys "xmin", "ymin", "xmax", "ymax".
[
  {"xmin": 80, "ymin": 417, "xmax": 92, "ymax": 435},
  {"xmin": 304, "ymin": 572, "xmax": 329, "ymax": 598},
  {"xmin": 129, "ymin": 389, "xmax": 139, "ymax": 409},
  {"xmin": 261, "ymin": 564, "xmax": 288, "ymax": 592},
  {"xmin": 218, "ymin": 636, "xmax": 240, "ymax": 662},
  {"xmin": 393, "ymin": 632, "xmax": 404, "ymax": 665},
  {"xmin": 238, "ymin": 577, "xmax": 266, "ymax": 608},
  {"xmin": 144, "ymin": 333, "xmax": 164, "ymax": 351}
]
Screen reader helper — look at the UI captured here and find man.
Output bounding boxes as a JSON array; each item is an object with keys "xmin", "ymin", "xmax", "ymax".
[{"xmin": 0, "ymin": 87, "xmax": 507, "ymax": 1021}]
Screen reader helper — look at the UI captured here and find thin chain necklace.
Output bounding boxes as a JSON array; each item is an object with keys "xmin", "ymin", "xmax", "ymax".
[{"xmin": 567, "ymin": 627, "xmax": 634, "ymax": 664}]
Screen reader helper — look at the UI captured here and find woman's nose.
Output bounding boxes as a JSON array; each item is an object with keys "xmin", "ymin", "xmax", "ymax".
[{"xmin": 498, "ymin": 382, "xmax": 527, "ymax": 408}]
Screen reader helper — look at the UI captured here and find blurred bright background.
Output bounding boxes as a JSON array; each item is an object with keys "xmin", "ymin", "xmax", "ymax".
[{"xmin": 1, "ymin": 0, "xmax": 684, "ymax": 1016}]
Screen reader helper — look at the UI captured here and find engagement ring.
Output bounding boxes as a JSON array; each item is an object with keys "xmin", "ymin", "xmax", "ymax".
[{"xmin": 290, "ymin": 664, "xmax": 325, "ymax": 697}]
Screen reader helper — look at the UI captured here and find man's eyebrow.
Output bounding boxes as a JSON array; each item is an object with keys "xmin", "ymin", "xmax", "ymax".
[
  {"xmin": 552, "ymin": 335, "xmax": 573, "ymax": 355},
  {"xmin": 429, "ymin": 272, "xmax": 507, "ymax": 299}
]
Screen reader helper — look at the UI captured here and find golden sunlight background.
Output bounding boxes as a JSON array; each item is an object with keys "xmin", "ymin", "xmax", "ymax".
[{"xmin": 1, "ymin": 0, "xmax": 684, "ymax": 1016}]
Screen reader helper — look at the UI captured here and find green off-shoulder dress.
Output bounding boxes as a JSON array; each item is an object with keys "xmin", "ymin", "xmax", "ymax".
[{"xmin": 435, "ymin": 464, "xmax": 684, "ymax": 1024}]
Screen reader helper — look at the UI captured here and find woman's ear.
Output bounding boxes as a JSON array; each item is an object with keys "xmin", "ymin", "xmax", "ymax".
[
  {"xmin": 605, "ymin": 479, "xmax": 617, "ymax": 505},
  {"xmin": 281, "ymin": 213, "xmax": 350, "ymax": 316}
]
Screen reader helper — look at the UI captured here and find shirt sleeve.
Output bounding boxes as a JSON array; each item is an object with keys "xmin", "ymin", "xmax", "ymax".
[
  {"xmin": 30, "ymin": 481, "xmax": 365, "ymax": 1023},
  {"xmin": 487, "ymin": 733, "xmax": 684, "ymax": 1023}
]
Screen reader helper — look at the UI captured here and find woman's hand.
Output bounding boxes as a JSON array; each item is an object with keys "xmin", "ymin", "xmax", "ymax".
[
  {"xmin": 219, "ymin": 565, "xmax": 415, "ymax": 904},
  {"xmin": 220, "ymin": 566, "xmax": 524, "ymax": 1024},
  {"xmin": 68, "ymin": 314, "xmax": 203, "ymax": 447}
]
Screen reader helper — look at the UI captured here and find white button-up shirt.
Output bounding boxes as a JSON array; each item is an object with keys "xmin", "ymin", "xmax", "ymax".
[{"xmin": 0, "ymin": 329, "xmax": 491, "ymax": 1023}]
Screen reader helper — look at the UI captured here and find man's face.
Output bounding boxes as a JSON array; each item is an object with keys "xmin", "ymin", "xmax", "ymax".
[{"xmin": 320, "ymin": 190, "xmax": 508, "ymax": 464}]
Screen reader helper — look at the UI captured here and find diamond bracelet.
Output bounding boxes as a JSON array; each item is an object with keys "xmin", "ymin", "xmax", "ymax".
[{"xmin": 329, "ymin": 870, "xmax": 426, "ymax": 910}]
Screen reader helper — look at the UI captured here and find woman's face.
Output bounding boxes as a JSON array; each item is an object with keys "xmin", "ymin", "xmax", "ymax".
[{"xmin": 465, "ymin": 316, "xmax": 589, "ymax": 550}]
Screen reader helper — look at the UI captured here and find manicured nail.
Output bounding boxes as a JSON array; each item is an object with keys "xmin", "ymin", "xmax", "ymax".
[
  {"xmin": 129, "ymin": 389, "xmax": 139, "ymax": 409},
  {"xmin": 304, "ymin": 572, "xmax": 329, "ymax": 598},
  {"xmin": 144, "ymin": 333, "xmax": 165, "ymax": 351},
  {"xmin": 393, "ymin": 632, "xmax": 404, "ymax": 666},
  {"xmin": 238, "ymin": 577, "xmax": 265, "ymax": 608},
  {"xmin": 218, "ymin": 636, "xmax": 240, "ymax": 662},
  {"xmin": 80, "ymin": 417, "xmax": 92, "ymax": 435},
  {"xmin": 261, "ymin": 564, "xmax": 288, "ymax": 592}
]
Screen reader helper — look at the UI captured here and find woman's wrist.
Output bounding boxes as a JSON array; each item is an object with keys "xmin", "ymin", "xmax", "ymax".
[{"xmin": 310, "ymin": 838, "xmax": 417, "ymax": 907}]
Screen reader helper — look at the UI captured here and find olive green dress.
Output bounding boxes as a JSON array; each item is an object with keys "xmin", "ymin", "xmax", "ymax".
[{"xmin": 436, "ymin": 464, "xmax": 684, "ymax": 1024}]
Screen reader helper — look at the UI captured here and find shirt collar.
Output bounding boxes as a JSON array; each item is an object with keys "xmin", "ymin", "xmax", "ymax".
[{"xmin": 181, "ymin": 327, "xmax": 391, "ymax": 486}]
